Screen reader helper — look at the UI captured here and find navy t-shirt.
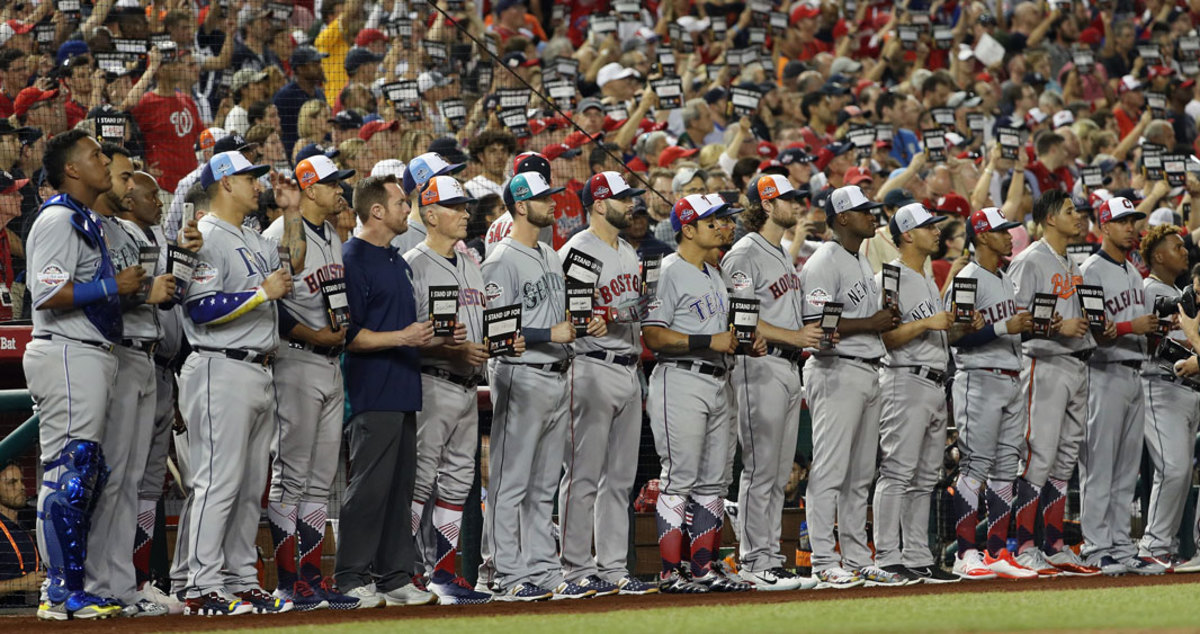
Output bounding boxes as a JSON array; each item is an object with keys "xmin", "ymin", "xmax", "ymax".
[
  {"xmin": 0, "ymin": 511, "xmax": 38, "ymax": 583},
  {"xmin": 343, "ymin": 237, "xmax": 422, "ymax": 414},
  {"xmin": 273, "ymin": 81, "xmax": 327, "ymax": 158}
]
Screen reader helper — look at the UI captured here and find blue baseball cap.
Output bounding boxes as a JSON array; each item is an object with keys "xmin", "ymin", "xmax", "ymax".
[
  {"xmin": 200, "ymin": 151, "xmax": 271, "ymax": 189},
  {"xmin": 403, "ymin": 152, "xmax": 465, "ymax": 196}
]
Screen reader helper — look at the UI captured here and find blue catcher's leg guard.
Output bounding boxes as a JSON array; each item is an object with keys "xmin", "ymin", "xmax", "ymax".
[{"xmin": 39, "ymin": 440, "xmax": 110, "ymax": 605}]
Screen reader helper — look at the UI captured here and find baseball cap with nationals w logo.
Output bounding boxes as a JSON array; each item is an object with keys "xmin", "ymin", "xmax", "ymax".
[
  {"xmin": 420, "ymin": 175, "xmax": 474, "ymax": 207},
  {"xmin": 296, "ymin": 155, "xmax": 355, "ymax": 190},
  {"xmin": 200, "ymin": 151, "xmax": 271, "ymax": 189},
  {"xmin": 582, "ymin": 171, "xmax": 645, "ymax": 207}
]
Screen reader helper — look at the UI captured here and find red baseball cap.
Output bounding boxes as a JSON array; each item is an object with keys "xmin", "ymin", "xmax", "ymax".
[
  {"xmin": 355, "ymin": 28, "xmax": 387, "ymax": 47},
  {"xmin": 13, "ymin": 86, "xmax": 58, "ymax": 119},
  {"xmin": 1097, "ymin": 196, "xmax": 1145, "ymax": 225},
  {"xmin": 790, "ymin": 3, "xmax": 820, "ymax": 23},
  {"xmin": 969, "ymin": 206, "xmax": 1021, "ymax": 235},
  {"xmin": 843, "ymin": 166, "xmax": 873, "ymax": 185},
  {"xmin": 934, "ymin": 192, "xmax": 971, "ymax": 217},
  {"xmin": 658, "ymin": 145, "xmax": 698, "ymax": 167},
  {"xmin": 539, "ymin": 143, "xmax": 582, "ymax": 160},
  {"xmin": 756, "ymin": 140, "xmax": 779, "ymax": 159},
  {"xmin": 1148, "ymin": 65, "xmax": 1175, "ymax": 79},
  {"xmin": 359, "ymin": 119, "xmax": 399, "ymax": 142},
  {"xmin": 582, "ymin": 171, "xmax": 645, "ymax": 207}
]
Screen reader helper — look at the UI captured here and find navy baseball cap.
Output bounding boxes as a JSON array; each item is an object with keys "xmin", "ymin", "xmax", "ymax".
[
  {"xmin": 295, "ymin": 143, "xmax": 338, "ymax": 162},
  {"xmin": 428, "ymin": 137, "xmax": 469, "ymax": 165},
  {"xmin": 290, "ymin": 45, "xmax": 328, "ymax": 67},
  {"xmin": 883, "ymin": 188, "xmax": 916, "ymax": 208},
  {"xmin": 200, "ymin": 151, "xmax": 271, "ymax": 189},
  {"xmin": 344, "ymin": 47, "xmax": 384, "ymax": 74},
  {"xmin": 330, "ymin": 110, "xmax": 364, "ymax": 130},
  {"xmin": 213, "ymin": 133, "xmax": 257, "ymax": 154},
  {"xmin": 403, "ymin": 152, "xmax": 465, "ymax": 196}
]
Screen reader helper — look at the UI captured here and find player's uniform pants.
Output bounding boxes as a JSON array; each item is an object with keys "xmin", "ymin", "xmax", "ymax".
[
  {"xmin": 85, "ymin": 343, "xmax": 156, "ymax": 603},
  {"xmin": 480, "ymin": 361, "xmax": 571, "ymax": 591},
  {"xmin": 953, "ymin": 368, "xmax": 1025, "ymax": 483},
  {"xmin": 139, "ymin": 357, "xmax": 177, "ymax": 502},
  {"xmin": 803, "ymin": 356, "xmax": 881, "ymax": 573},
  {"xmin": 647, "ymin": 362, "xmax": 732, "ymax": 498},
  {"xmin": 559, "ymin": 355, "xmax": 641, "ymax": 584},
  {"xmin": 24, "ymin": 338, "xmax": 117, "ymax": 584},
  {"xmin": 1139, "ymin": 376, "xmax": 1200, "ymax": 558},
  {"xmin": 1020, "ymin": 354, "xmax": 1088, "ymax": 487},
  {"xmin": 1081, "ymin": 362, "xmax": 1144, "ymax": 564},
  {"xmin": 731, "ymin": 353, "xmax": 802, "ymax": 573},
  {"xmin": 269, "ymin": 345, "xmax": 343, "ymax": 506},
  {"xmin": 179, "ymin": 351, "xmax": 275, "ymax": 596},
  {"xmin": 873, "ymin": 367, "xmax": 947, "ymax": 569}
]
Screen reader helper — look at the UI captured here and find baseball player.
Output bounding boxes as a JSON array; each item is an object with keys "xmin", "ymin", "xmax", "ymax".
[
  {"xmin": 23, "ymin": 130, "xmax": 134, "ymax": 620},
  {"xmin": 262, "ymin": 155, "xmax": 361, "ymax": 610},
  {"xmin": 947, "ymin": 207, "xmax": 1038, "ymax": 581},
  {"xmin": 85, "ymin": 144, "xmax": 177, "ymax": 616},
  {"xmin": 873, "ymin": 203, "xmax": 977, "ymax": 585},
  {"xmin": 478, "ymin": 172, "xmax": 605, "ymax": 601},
  {"xmin": 179, "ymin": 150, "xmax": 293, "ymax": 616},
  {"xmin": 483, "ymin": 153, "xmax": 557, "ymax": 258},
  {"xmin": 1137, "ymin": 225, "xmax": 1200, "ymax": 572},
  {"xmin": 556, "ymin": 171, "xmax": 658, "ymax": 597},
  {"xmin": 721, "ymin": 175, "xmax": 821, "ymax": 591},
  {"xmin": 1078, "ymin": 197, "xmax": 1165, "ymax": 575},
  {"xmin": 403, "ymin": 174, "xmax": 492, "ymax": 606},
  {"xmin": 1007, "ymin": 189, "xmax": 1100, "ymax": 577},
  {"xmin": 643, "ymin": 194, "xmax": 755, "ymax": 594},
  {"xmin": 394, "ymin": 152, "xmax": 465, "ymax": 254},
  {"xmin": 798, "ymin": 185, "xmax": 903, "ymax": 589}
]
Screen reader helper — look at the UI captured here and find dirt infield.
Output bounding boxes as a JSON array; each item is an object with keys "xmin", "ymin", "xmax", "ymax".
[{"xmin": 4, "ymin": 573, "xmax": 1198, "ymax": 633}]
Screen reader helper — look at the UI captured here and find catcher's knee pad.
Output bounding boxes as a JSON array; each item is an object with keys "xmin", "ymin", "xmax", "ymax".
[{"xmin": 40, "ymin": 440, "xmax": 109, "ymax": 598}]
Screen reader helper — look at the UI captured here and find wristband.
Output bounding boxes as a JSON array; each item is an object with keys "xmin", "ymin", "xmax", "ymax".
[
  {"xmin": 72, "ymin": 277, "xmax": 118, "ymax": 307},
  {"xmin": 1116, "ymin": 321, "xmax": 1133, "ymax": 337},
  {"xmin": 688, "ymin": 334, "xmax": 712, "ymax": 351},
  {"xmin": 994, "ymin": 321, "xmax": 1008, "ymax": 337}
]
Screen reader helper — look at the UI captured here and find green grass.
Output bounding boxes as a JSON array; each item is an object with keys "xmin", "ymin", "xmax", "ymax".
[{"xmin": 199, "ymin": 584, "xmax": 1200, "ymax": 634}]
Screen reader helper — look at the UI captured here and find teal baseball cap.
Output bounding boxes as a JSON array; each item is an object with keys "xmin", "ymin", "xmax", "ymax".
[{"xmin": 508, "ymin": 172, "xmax": 563, "ymax": 202}]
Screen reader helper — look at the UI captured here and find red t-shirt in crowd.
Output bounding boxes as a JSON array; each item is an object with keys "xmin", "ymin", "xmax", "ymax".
[
  {"xmin": 65, "ymin": 100, "xmax": 87, "ymax": 129},
  {"xmin": 1114, "ymin": 105, "xmax": 1139, "ymax": 140},
  {"xmin": 552, "ymin": 179, "xmax": 586, "ymax": 250},
  {"xmin": 131, "ymin": 90, "xmax": 201, "ymax": 192},
  {"xmin": 0, "ymin": 92, "xmax": 13, "ymax": 119}
]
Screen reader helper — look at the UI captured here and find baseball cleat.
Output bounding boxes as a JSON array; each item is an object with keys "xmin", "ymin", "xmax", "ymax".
[
  {"xmin": 879, "ymin": 564, "xmax": 922, "ymax": 585},
  {"xmin": 858, "ymin": 565, "xmax": 909, "ymax": 587},
  {"xmin": 1146, "ymin": 554, "xmax": 1186, "ymax": 572},
  {"xmin": 1123, "ymin": 556, "xmax": 1167, "ymax": 575},
  {"xmin": 1044, "ymin": 549, "xmax": 1099, "ymax": 577},
  {"xmin": 659, "ymin": 567, "xmax": 709, "ymax": 594},
  {"xmin": 907, "ymin": 565, "xmax": 960, "ymax": 584},
  {"xmin": 429, "ymin": 576, "xmax": 493, "ymax": 605},
  {"xmin": 342, "ymin": 585, "xmax": 385, "ymax": 608},
  {"xmin": 273, "ymin": 579, "xmax": 328, "ymax": 611},
  {"xmin": 183, "ymin": 592, "xmax": 255, "ymax": 616},
  {"xmin": 616, "ymin": 575, "xmax": 659, "ymax": 595},
  {"xmin": 740, "ymin": 566, "xmax": 818, "ymax": 591},
  {"xmin": 1171, "ymin": 555, "xmax": 1200, "ymax": 574},
  {"xmin": 37, "ymin": 591, "xmax": 124, "ymax": 621},
  {"xmin": 693, "ymin": 566, "xmax": 753, "ymax": 592},
  {"xmin": 579, "ymin": 575, "xmax": 620, "ymax": 597},
  {"xmin": 138, "ymin": 583, "xmax": 184, "ymax": 615},
  {"xmin": 382, "ymin": 582, "xmax": 438, "ymax": 606},
  {"xmin": 494, "ymin": 582, "xmax": 553, "ymax": 602},
  {"xmin": 984, "ymin": 549, "xmax": 1038, "ymax": 580},
  {"xmin": 552, "ymin": 581, "xmax": 598, "ymax": 600},
  {"xmin": 314, "ymin": 577, "xmax": 361, "ymax": 610},
  {"xmin": 1015, "ymin": 549, "xmax": 1064, "ymax": 577},
  {"xmin": 953, "ymin": 550, "xmax": 998, "ymax": 580},
  {"xmin": 814, "ymin": 566, "xmax": 864, "ymax": 589},
  {"xmin": 235, "ymin": 587, "xmax": 293, "ymax": 613},
  {"xmin": 122, "ymin": 598, "xmax": 169, "ymax": 617},
  {"xmin": 1098, "ymin": 556, "xmax": 1127, "ymax": 576}
]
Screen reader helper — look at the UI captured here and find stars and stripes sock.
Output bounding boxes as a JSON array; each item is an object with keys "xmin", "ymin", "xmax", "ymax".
[
  {"xmin": 411, "ymin": 499, "xmax": 425, "ymax": 536},
  {"xmin": 297, "ymin": 501, "xmax": 328, "ymax": 583},
  {"xmin": 655, "ymin": 493, "xmax": 686, "ymax": 576},
  {"xmin": 430, "ymin": 500, "xmax": 464, "ymax": 584},
  {"xmin": 133, "ymin": 498, "xmax": 156, "ymax": 587},
  {"xmin": 985, "ymin": 479, "xmax": 1014, "ymax": 556},
  {"xmin": 686, "ymin": 495, "xmax": 725, "ymax": 577},
  {"xmin": 1013, "ymin": 477, "xmax": 1040, "ymax": 554},
  {"xmin": 1040, "ymin": 477, "xmax": 1068, "ymax": 554},
  {"xmin": 951, "ymin": 474, "xmax": 982, "ymax": 555},
  {"xmin": 267, "ymin": 501, "xmax": 298, "ymax": 590}
]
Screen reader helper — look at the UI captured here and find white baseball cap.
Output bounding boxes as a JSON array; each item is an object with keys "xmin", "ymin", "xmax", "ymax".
[
  {"xmin": 420, "ymin": 175, "xmax": 474, "ymax": 207},
  {"xmin": 827, "ymin": 185, "xmax": 883, "ymax": 216},
  {"xmin": 1148, "ymin": 207, "xmax": 1181, "ymax": 227},
  {"xmin": 1052, "ymin": 110, "xmax": 1075, "ymax": 128},
  {"xmin": 1097, "ymin": 196, "xmax": 1145, "ymax": 225},
  {"xmin": 295, "ymin": 154, "xmax": 355, "ymax": 190},
  {"xmin": 370, "ymin": 158, "xmax": 407, "ymax": 180},
  {"xmin": 889, "ymin": 202, "xmax": 946, "ymax": 242},
  {"xmin": 597, "ymin": 63, "xmax": 639, "ymax": 88}
]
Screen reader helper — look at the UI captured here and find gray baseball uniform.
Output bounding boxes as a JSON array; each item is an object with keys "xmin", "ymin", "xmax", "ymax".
[
  {"xmin": 721, "ymin": 232, "xmax": 805, "ymax": 574},
  {"xmin": 1079, "ymin": 251, "xmax": 1147, "ymax": 565},
  {"xmin": 179, "ymin": 213, "xmax": 281, "ymax": 597},
  {"xmin": 392, "ymin": 218, "xmax": 427, "ymax": 254},
  {"xmin": 479, "ymin": 236, "xmax": 572, "ymax": 592},
  {"xmin": 798, "ymin": 240, "xmax": 885, "ymax": 573},
  {"xmin": 1138, "ymin": 277, "xmax": 1200, "ymax": 558},
  {"xmin": 555, "ymin": 231, "xmax": 643, "ymax": 584},
  {"xmin": 873, "ymin": 259, "xmax": 948, "ymax": 570}
]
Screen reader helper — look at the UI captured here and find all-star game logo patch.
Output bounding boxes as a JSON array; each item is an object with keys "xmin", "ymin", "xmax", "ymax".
[
  {"xmin": 37, "ymin": 264, "xmax": 69, "ymax": 287},
  {"xmin": 806, "ymin": 288, "xmax": 831, "ymax": 308},
  {"xmin": 730, "ymin": 271, "xmax": 751, "ymax": 292},
  {"xmin": 192, "ymin": 262, "xmax": 218, "ymax": 284},
  {"xmin": 484, "ymin": 281, "xmax": 503, "ymax": 302}
]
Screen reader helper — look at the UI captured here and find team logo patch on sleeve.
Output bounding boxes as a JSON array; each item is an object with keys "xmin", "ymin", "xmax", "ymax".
[
  {"xmin": 484, "ymin": 281, "xmax": 503, "ymax": 302},
  {"xmin": 192, "ymin": 262, "xmax": 218, "ymax": 284},
  {"xmin": 37, "ymin": 264, "xmax": 69, "ymax": 287},
  {"xmin": 730, "ymin": 271, "xmax": 751, "ymax": 292},
  {"xmin": 647, "ymin": 299, "xmax": 663, "ymax": 313},
  {"xmin": 806, "ymin": 288, "xmax": 831, "ymax": 308}
]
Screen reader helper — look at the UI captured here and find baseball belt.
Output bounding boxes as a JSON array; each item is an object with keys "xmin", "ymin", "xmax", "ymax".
[
  {"xmin": 666, "ymin": 360, "xmax": 728, "ymax": 379},
  {"xmin": 194, "ymin": 346, "xmax": 275, "ymax": 367},
  {"xmin": 1069, "ymin": 349, "xmax": 1095, "ymax": 362},
  {"xmin": 971, "ymin": 367, "xmax": 1021, "ymax": 378},
  {"xmin": 513, "ymin": 358, "xmax": 573, "ymax": 374},
  {"xmin": 892, "ymin": 365, "xmax": 947, "ymax": 386},
  {"xmin": 120, "ymin": 338, "xmax": 159, "ymax": 357},
  {"xmin": 1151, "ymin": 372, "xmax": 1200, "ymax": 392},
  {"xmin": 421, "ymin": 366, "xmax": 482, "ymax": 388},
  {"xmin": 836, "ymin": 354, "xmax": 882, "ymax": 368},
  {"xmin": 583, "ymin": 350, "xmax": 639, "ymax": 366},
  {"xmin": 766, "ymin": 345, "xmax": 804, "ymax": 363},
  {"xmin": 32, "ymin": 334, "xmax": 115, "ymax": 353},
  {"xmin": 286, "ymin": 339, "xmax": 344, "ymax": 358}
]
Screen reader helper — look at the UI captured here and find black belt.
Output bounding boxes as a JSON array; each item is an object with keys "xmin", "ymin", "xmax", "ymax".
[
  {"xmin": 1069, "ymin": 349, "xmax": 1095, "ymax": 362},
  {"xmin": 973, "ymin": 367, "xmax": 1021, "ymax": 378},
  {"xmin": 1152, "ymin": 373, "xmax": 1200, "ymax": 392},
  {"xmin": 668, "ymin": 360, "xmax": 727, "ymax": 379},
  {"xmin": 421, "ymin": 367, "xmax": 481, "ymax": 388},
  {"xmin": 120, "ymin": 338, "xmax": 158, "ymax": 356},
  {"xmin": 583, "ymin": 350, "xmax": 639, "ymax": 366},
  {"xmin": 837, "ymin": 355, "xmax": 882, "ymax": 368},
  {"xmin": 153, "ymin": 355, "xmax": 174, "ymax": 369},
  {"xmin": 894, "ymin": 365, "xmax": 947, "ymax": 385},
  {"xmin": 767, "ymin": 345, "xmax": 804, "ymax": 363},
  {"xmin": 195, "ymin": 346, "xmax": 275, "ymax": 367},
  {"xmin": 519, "ymin": 359, "xmax": 572, "ymax": 374},
  {"xmin": 1101, "ymin": 359, "xmax": 1142, "ymax": 370},
  {"xmin": 32, "ymin": 334, "xmax": 114, "ymax": 352},
  {"xmin": 287, "ymin": 339, "xmax": 343, "ymax": 358}
]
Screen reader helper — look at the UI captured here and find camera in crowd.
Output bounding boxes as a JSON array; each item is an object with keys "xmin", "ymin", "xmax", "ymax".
[{"xmin": 1153, "ymin": 285, "xmax": 1198, "ymax": 320}]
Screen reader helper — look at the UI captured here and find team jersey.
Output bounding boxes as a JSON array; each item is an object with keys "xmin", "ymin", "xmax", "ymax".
[
  {"xmin": 182, "ymin": 213, "xmax": 281, "ymax": 353},
  {"xmin": 721, "ymin": 232, "xmax": 804, "ymax": 332},
  {"xmin": 263, "ymin": 215, "xmax": 344, "ymax": 332},
  {"xmin": 643, "ymin": 252, "xmax": 730, "ymax": 366},
  {"xmin": 405, "ymin": 241, "xmax": 487, "ymax": 377},
  {"xmin": 130, "ymin": 91, "xmax": 201, "ymax": 192},
  {"xmin": 482, "ymin": 237, "xmax": 570, "ymax": 365},
  {"xmin": 27, "ymin": 203, "xmax": 112, "ymax": 342},
  {"xmin": 391, "ymin": 218, "xmax": 427, "ymax": 255},
  {"xmin": 877, "ymin": 258, "xmax": 947, "ymax": 371},
  {"xmin": 484, "ymin": 212, "xmax": 513, "ymax": 260},
  {"xmin": 946, "ymin": 262, "xmax": 1023, "ymax": 371},
  {"xmin": 557, "ymin": 230, "xmax": 643, "ymax": 357},
  {"xmin": 150, "ymin": 224, "xmax": 184, "ymax": 362},
  {"xmin": 105, "ymin": 216, "xmax": 161, "ymax": 342},
  {"xmin": 1081, "ymin": 250, "xmax": 1147, "ymax": 363},
  {"xmin": 1142, "ymin": 276, "xmax": 1185, "ymax": 377},
  {"xmin": 1008, "ymin": 239, "xmax": 1096, "ymax": 357},
  {"xmin": 798, "ymin": 240, "xmax": 886, "ymax": 359}
]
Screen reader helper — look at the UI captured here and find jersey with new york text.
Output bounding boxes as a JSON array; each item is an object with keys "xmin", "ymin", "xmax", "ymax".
[
  {"xmin": 798, "ymin": 240, "xmax": 885, "ymax": 359},
  {"xmin": 878, "ymin": 258, "xmax": 947, "ymax": 370}
]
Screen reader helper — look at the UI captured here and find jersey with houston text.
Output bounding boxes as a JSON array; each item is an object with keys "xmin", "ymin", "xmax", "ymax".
[
  {"xmin": 644, "ymin": 252, "xmax": 730, "ymax": 366},
  {"xmin": 105, "ymin": 216, "xmax": 161, "ymax": 341},
  {"xmin": 947, "ymin": 262, "xmax": 1022, "ymax": 371},
  {"xmin": 405, "ymin": 242, "xmax": 487, "ymax": 376},
  {"xmin": 482, "ymin": 237, "xmax": 570, "ymax": 364},
  {"xmin": 1142, "ymin": 276, "xmax": 1185, "ymax": 376},
  {"xmin": 798, "ymin": 240, "xmax": 885, "ymax": 358},
  {"xmin": 1008, "ymin": 239, "xmax": 1096, "ymax": 357},
  {"xmin": 183, "ymin": 213, "xmax": 281, "ymax": 353},
  {"xmin": 558, "ymin": 230, "xmax": 643, "ymax": 357},
  {"xmin": 722, "ymin": 232, "xmax": 804, "ymax": 332},
  {"xmin": 878, "ymin": 258, "xmax": 947, "ymax": 370},
  {"xmin": 263, "ymin": 216, "xmax": 344, "ymax": 332},
  {"xmin": 1081, "ymin": 250, "xmax": 1147, "ymax": 363},
  {"xmin": 27, "ymin": 204, "xmax": 110, "ymax": 342}
]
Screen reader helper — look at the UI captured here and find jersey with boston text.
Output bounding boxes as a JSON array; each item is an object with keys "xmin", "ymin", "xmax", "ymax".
[{"xmin": 557, "ymin": 230, "xmax": 643, "ymax": 357}]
